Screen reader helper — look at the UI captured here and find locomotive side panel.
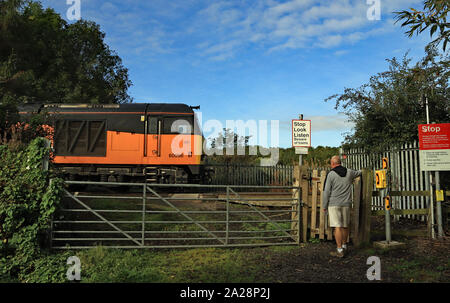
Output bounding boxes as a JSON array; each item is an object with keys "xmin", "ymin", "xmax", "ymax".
[{"xmin": 48, "ymin": 104, "xmax": 204, "ymax": 183}]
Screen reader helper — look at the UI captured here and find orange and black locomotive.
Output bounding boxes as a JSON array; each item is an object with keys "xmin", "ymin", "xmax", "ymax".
[{"xmin": 19, "ymin": 103, "xmax": 206, "ymax": 183}]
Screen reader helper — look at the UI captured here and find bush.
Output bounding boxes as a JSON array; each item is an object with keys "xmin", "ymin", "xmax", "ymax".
[{"xmin": 0, "ymin": 137, "xmax": 63, "ymax": 281}]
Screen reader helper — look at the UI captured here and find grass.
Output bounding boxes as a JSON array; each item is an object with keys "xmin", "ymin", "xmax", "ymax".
[
  {"xmin": 387, "ymin": 256, "xmax": 449, "ymax": 283},
  {"xmin": 75, "ymin": 246, "xmax": 272, "ymax": 283}
]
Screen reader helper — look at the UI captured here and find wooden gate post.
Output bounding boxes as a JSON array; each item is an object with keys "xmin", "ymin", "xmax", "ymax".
[
  {"xmin": 301, "ymin": 166, "xmax": 310, "ymax": 242},
  {"xmin": 291, "ymin": 165, "xmax": 301, "ymax": 243},
  {"xmin": 351, "ymin": 176, "xmax": 362, "ymax": 246},
  {"xmin": 356, "ymin": 169, "xmax": 373, "ymax": 247}
]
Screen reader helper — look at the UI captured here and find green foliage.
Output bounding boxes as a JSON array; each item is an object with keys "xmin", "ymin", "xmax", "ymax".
[
  {"xmin": 395, "ymin": 0, "xmax": 449, "ymax": 52},
  {"xmin": 76, "ymin": 247, "xmax": 268, "ymax": 283},
  {"xmin": 0, "ymin": 137, "xmax": 64, "ymax": 281},
  {"xmin": 0, "ymin": 0, "xmax": 132, "ymax": 107},
  {"xmin": 18, "ymin": 250, "xmax": 73, "ymax": 283},
  {"xmin": 388, "ymin": 257, "xmax": 448, "ymax": 282},
  {"xmin": 326, "ymin": 49, "xmax": 449, "ymax": 151},
  {"xmin": 279, "ymin": 146, "xmax": 339, "ymax": 166},
  {"xmin": 206, "ymin": 128, "xmax": 259, "ymax": 164},
  {"xmin": 308, "ymin": 238, "xmax": 321, "ymax": 244},
  {"xmin": 206, "ymin": 128, "xmax": 339, "ymax": 166}
]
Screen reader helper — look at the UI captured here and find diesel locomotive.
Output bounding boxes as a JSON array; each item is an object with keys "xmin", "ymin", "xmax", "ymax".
[{"xmin": 18, "ymin": 103, "xmax": 207, "ymax": 183}]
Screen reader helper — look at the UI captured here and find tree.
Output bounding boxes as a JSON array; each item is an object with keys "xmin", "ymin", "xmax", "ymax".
[
  {"xmin": 0, "ymin": 0, "xmax": 132, "ymax": 143},
  {"xmin": 326, "ymin": 48, "xmax": 449, "ymax": 152},
  {"xmin": 207, "ymin": 128, "xmax": 255, "ymax": 164},
  {"xmin": 278, "ymin": 146, "xmax": 339, "ymax": 166},
  {"xmin": 0, "ymin": 0, "xmax": 132, "ymax": 105},
  {"xmin": 395, "ymin": 0, "xmax": 449, "ymax": 52}
]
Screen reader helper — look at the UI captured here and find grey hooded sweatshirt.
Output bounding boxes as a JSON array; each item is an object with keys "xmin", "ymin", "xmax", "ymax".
[{"xmin": 322, "ymin": 166, "xmax": 362, "ymax": 209}]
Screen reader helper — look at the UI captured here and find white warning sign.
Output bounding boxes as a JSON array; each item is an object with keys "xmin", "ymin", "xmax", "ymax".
[{"xmin": 292, "ymin": 120, "xmax": 311, "ymax": 148}]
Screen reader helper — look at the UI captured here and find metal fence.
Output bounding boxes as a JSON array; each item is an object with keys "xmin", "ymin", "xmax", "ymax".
[
  {"xmin": 51, "ymin": 181, "xmax": 301, "ymax": 249},
  {"xmin": 342, "ymin": 141, "xmax": 429, "ymax": 220},
  {"xmin": 205, "ymin": 164, "xmax": 294, "ymax": 187}
]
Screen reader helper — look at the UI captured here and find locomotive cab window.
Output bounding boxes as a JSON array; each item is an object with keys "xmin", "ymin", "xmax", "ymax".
[
  {"xmin": 163, "ymin": 117, "xmax": 193, "ymax": 134},
  {"xmin": 147, "ymin": 116, "xmax": 159, "ymax": 134}
]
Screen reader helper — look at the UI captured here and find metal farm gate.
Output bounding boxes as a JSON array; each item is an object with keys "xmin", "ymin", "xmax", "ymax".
[{"xmin": 51, "ymin": 181, "xmax": 301, "ymax": 249}]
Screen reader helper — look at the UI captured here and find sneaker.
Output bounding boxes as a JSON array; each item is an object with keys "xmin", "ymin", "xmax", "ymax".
[{"xmin": 329, "ymin": 250, "xmax": 345, "ymax": 258}]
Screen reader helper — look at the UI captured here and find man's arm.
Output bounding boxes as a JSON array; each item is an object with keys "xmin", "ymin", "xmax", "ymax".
[
  {"xmin": 322, "ymin": 172, "xmax": 333, "ymax": 211},
  {"xmin": 352, "ymin": 169, "xmax": 362, "ymax": 179}
]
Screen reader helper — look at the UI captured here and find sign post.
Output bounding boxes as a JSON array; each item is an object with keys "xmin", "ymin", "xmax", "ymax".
[
  {"xmin": 292, "ymin": 115, "xmax": 311, "ymax": 166},
  {"xmin": 418, "ymin": 122, "xmax": 449, "ymax": 238},
  {"xmin": 418, "ymin": 123, "xmax": 450, "ymax": 171}
]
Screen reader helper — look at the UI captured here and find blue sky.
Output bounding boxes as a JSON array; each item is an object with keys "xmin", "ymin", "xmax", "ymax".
[{"xmin": 40, "ymin": 0, "xmax": 431, "ymax": 148}]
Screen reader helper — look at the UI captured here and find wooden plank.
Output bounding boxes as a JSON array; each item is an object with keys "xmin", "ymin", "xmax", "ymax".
[
  {"xmin": 291, "ymin": 165, "xmax": 300, "ymax": 242},
  {"xmin": 310, "ymin": 170, "xmax": 318, "ymax": 238},
  {"xmin": 319, "ymin": 170, "xmax": 326, "ymax": 240},
  {"xmin": 371, "ymin": 208, "xmax": 429, "ymax": 216},
  {"xmin": 372, "ymin": 190, "xmax": 431, "ymax": 197},
  {"xmin": 352, "ymin": 177, "xmax": 362, "ymax": 246},
  {"xmin": 357, "ymin": 169, "xmax": 373, "ymax": 247},
  {"xmin": 301, "ymin": 166, "xmax": 309, "ymax": 243}
]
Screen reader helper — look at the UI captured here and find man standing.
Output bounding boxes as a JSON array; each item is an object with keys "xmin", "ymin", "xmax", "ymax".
[{"xmin": 322, "ymin": 155, "xmax": 361, "ymax": 258}]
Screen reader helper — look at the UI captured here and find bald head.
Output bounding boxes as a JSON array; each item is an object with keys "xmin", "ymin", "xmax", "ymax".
[{"xmin": 330, "ymin": 155, "xmax": 341, "ymax": 168}]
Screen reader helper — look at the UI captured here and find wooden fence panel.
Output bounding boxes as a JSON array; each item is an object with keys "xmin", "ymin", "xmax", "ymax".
[
  {"xmin": 297, "ymin": 168, "xmax": 372, "ymax": 245},
  {"xmin": 310, "ymin": 170, "xmax": 318, "ymax": 238},
  {"xmin": 319, "ymin": 170, "xmax": 326, "ymax": 240}
]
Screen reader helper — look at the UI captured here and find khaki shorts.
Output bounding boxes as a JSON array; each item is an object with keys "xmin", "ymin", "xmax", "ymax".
[{"xmin": 328, "ymin": 206, "xmax": 350, "ymax": 228}]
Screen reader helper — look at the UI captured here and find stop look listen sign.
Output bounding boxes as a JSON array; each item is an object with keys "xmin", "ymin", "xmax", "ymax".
[
  {"xmin": 292, "ymin": 120, "xmax": 311, "ymax": 148},
  {"xmin": 418, "ymin": 123, "xmax": 450, "ymax": 171}
]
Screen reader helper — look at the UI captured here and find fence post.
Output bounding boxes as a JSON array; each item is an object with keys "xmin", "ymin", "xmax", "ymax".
[
  {"xmin": 291, "ymin": 165, "xmax": 301, "ymax": 244},
  {"xmin": 301, "ymin": 166, "xmax": 309, "ymax": 243},
  {"xmin": 226, "ymin": 186, "xmax": 230, "ymax": 246},
  {"xmin": 298, "ymin": 184, "xmax": 302, "ymax": 244},
  {"xmin": 310, "ymin": 170, "xmax": 318, "ymax": 239},
  {"xmin": 49, "ymin": 178, "xmax": 54, "ymax": 249},
  {"xmin": 352, "ymin": 176, "xmax": 362, "ymax": 246},
  {"xmin": 142, "ymin": 184, "xmax": 146, "ymax": 246},
  {"xmin": 358, "ymin": 169, "xmax": 373, "ymax": 247}
]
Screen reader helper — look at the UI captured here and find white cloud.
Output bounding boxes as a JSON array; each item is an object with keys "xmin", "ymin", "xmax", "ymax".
[
  {"xmin": 55, "ymin": 0, "xmax": 423, "ymax": 61},
  {"xmin": 189, "ymin": 0, "xmax": 420, "ymax": 60},
  {"xmin": 281, "ymin": 114, "xmax": 354, "ymax": 132},
  {"xmin": 309, "ymin": 114, "xmax": 354, "ymax": 132}
]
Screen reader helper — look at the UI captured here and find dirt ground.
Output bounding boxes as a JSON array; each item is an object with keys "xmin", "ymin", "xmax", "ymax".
[{"xmin": 253, "ymin": 225, "xmax": 450, "ymax": 283}]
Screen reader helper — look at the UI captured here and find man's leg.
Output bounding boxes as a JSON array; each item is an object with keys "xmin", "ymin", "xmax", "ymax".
[
  {"xmin": 334, "ymin": 227, "xmax": 343, "ymax": 248},
  {"xmin": 342, "ymin": 227, "xmax": 349, "ymax": 245},
  {"xmin": 342, "ymin": 207, "xmax": 350, "ymax": 246}
]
